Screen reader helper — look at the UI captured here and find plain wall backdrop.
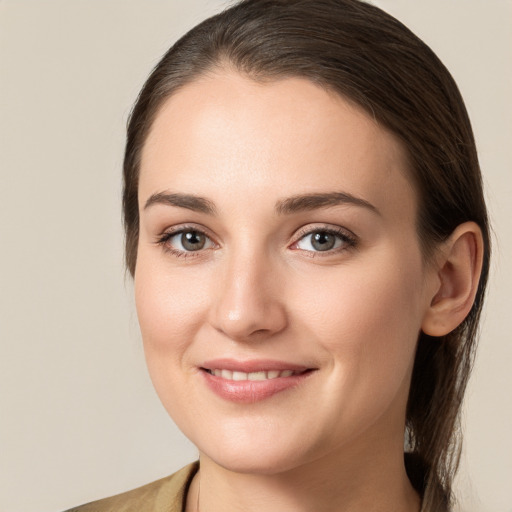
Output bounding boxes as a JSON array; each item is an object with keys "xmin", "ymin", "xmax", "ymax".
[{"xmin": 0, "ymin": 1, "xmax": 510, "ymax": 511}]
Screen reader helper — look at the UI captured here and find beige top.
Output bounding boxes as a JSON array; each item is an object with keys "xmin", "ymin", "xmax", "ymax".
[{"xmin": 64, "ymin": 462, "xmax": 199, "ymax": 512}]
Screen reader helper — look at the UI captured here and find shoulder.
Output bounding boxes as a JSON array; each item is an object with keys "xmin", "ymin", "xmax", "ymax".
[{"xmin": 63, "ymin": 462, "xmax": 199, "ymax": 512}]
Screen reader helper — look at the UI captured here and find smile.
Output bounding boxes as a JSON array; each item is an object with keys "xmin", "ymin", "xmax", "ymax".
[
  {"xmin": 200, "ymin": 360, "xmax": 316, "ymax": 403},
  {"xmin": 205, "ymin": 369, "xmax": 300, "ymax": 380}
]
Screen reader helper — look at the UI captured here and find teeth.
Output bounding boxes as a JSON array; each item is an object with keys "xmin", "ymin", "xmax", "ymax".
[
  {"xmin": 221, "ymin": 369, "xmax": 232, "ymax": 380},
  {"xmin": 210, "ymin": 369, "xmax": 298, "ymax": 380},
  {"xmin": 248, "ymin": 371, "xmax": 267, "ymax": 381}
]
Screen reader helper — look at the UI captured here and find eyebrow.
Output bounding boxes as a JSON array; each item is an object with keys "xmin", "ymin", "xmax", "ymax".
[
  {"xmin": 275, "ymin": 192, "xmax": 380, "ymax": 216},
  {"xmin": 144, "ymin": 192, "xmax": 217, "ymax": 215},
  {"xmin": 143, "ymin": 190, "xmax": 380, "ymax": 217}
]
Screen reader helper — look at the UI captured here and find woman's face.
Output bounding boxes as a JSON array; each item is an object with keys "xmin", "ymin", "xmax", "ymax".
[{"xmin": 135, "ymin": 71, "xmax": 438, "ymax": 474}]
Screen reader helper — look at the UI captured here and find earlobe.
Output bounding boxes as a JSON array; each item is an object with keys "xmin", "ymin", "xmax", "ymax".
[{"xmin": 422, "ymin": 222, "xmax": 484, "ymax": 337}]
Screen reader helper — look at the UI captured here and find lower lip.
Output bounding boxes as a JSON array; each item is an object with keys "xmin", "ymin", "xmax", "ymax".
[{"xmin": 201, "ymin": 369, "xmax": 314, "ymax": 404}]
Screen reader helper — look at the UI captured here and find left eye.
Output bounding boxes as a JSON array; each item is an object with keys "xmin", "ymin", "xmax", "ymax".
[
  {"xmin": 295, "ymin": 230, "xmax": 348, "ymax": 252},
  {"xmin": 165, "ymin": 230, "xmax": 214, "ymax": 252}
]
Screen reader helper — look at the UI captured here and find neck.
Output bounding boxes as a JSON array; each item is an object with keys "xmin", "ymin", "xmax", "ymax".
[{"xmin": 187, "ymin": 439, "xmax": 420, "ymax": 512}]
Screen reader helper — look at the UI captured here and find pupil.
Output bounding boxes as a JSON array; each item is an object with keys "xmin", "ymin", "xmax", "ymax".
[
  {"xmin": 312, "ymin": 232, "xmax": 335, "ymax": 251},
  {"xmin": 182, "ymin": 231, "xmax": 205, "ymax": 251}
]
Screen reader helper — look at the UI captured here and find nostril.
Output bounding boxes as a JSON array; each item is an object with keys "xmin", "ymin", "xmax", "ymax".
[{"xmin": 209, "ymin": 268, "xmax": 288, "ymax": 340}]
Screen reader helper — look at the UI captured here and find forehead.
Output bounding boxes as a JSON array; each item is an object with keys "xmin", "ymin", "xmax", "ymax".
[{"xmin": 139, "ymin": 71, "xmax": 416, "ymax": 220}]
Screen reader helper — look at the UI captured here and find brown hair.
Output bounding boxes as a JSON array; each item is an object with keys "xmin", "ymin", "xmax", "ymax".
[{"xmin": 123, "ymin": 1, "xmax": 490, "ymax": 510}]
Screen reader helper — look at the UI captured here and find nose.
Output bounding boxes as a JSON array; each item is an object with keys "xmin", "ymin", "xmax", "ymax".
[{"xmin": 209, "ymin": 249, "xmax": 288, "ymax": 342}]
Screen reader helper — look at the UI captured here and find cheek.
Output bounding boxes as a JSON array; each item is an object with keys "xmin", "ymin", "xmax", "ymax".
[
  {"xmin": 134, "ymin": 255, "xmax": 209, "ymax": 396},
  {"xmin": 295, "ymin": 249, "xmax": 427, "ymax": 398},
  {"xmin": 135, "ymin": 255, "xmax": 204, "ymax": 341},
  {"xmin": 304, "ymin": 259, "xmax": 422, "ymax": 329},
  {"xmin": 134, "ymin": 258, "xmax": 215, "ymax": 431}
]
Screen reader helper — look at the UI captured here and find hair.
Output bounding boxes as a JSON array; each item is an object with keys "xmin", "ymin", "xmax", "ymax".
[{"xmin": 122, "ymin": 1, "xmax": 490, "ymax": 510}]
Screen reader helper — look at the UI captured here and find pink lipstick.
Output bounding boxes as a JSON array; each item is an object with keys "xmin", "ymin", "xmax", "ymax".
[{"xmin": 200, "ymin": 359, "xmax": 315, "ymax": 403}]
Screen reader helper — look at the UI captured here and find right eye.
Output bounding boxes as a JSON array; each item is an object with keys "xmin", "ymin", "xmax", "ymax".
[{"xmin": 157, "ymin": 228, "xmax": 215, "ymax": 256}]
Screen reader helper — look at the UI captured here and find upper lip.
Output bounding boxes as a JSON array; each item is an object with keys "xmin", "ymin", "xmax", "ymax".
[{"xmin": 201, "ymin": 358, "xmax": 312, "ymax": 373}]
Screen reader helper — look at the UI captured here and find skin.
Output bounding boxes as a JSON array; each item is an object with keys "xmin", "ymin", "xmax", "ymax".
[{"xmin": 135, "ymin": 71, "xmax": 453, "ymax": 512}]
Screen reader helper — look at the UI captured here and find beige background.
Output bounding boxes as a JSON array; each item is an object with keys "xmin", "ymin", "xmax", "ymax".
[{"xmin": 0, "ymin": 1, "xmax": 510, "ymax": 511}]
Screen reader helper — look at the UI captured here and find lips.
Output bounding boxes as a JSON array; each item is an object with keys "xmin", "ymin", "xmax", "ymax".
[{"xmin": 200, "ymin": 359, "xmax": 315, "ymax": 403}]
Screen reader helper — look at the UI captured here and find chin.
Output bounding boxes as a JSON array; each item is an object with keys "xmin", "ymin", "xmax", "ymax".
[
  {"xmin": 192, "ymin": 424, "xmax": 321, "ymax": 476},
  {"xmin": 203, "ymin": 447, "xmax": 310, "ymax": 476}
]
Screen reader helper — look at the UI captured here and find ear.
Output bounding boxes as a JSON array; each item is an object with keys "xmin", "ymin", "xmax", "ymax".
[{"xmin": 422, "ymin": 222, "xmax": 484, "ymax": 337}]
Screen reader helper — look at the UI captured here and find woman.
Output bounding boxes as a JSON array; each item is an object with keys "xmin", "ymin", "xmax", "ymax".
[{"xmin": 68, "ymin": 0, "xmax": 489, "ymax": 511}]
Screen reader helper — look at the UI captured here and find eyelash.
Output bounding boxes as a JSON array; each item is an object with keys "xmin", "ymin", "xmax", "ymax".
[
  {"xmin": 291, "ymin": 225, "xmax": 358, "ymax": 256},
  {"xmin": 155, "ymin": 224, "xmax": 358, "ymax": 259},
  {"xmin": 155, "ymin": 225, "xmax": 215, "ymax": 259}
]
